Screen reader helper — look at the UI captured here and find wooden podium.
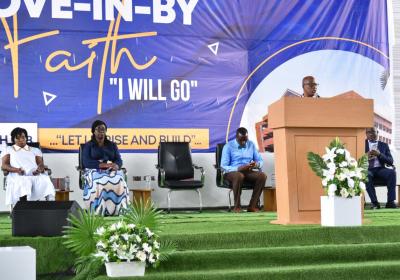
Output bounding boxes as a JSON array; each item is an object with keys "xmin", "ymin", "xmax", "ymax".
[{"xmin": 268, "ymin": 97, "xmax": 373, "ymax": 224}]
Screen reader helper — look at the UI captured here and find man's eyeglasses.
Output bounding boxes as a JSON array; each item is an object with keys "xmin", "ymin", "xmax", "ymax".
[
  {"xmin": 303, "ymin": 83, "xmax": 319, "ymax": 87},
  {"xmin": 366, "ymin": 130, "xmax": 378, "ymax": 135}
]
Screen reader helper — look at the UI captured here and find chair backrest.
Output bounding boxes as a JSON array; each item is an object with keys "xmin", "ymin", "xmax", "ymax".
[
  {"xmin": 215, "ymin": 143, "xmax": 225, "ymax": 186},
  {"xmin": 158, "ymin": 142, "xmax": 194, "ymax": 180},
  {"xmin": 78, "ymin": 144, "xmax": 85, "ymax": 169},
  {"xmin": 78, "ymin": 144, "xmax": 86, "ymax": 189}
]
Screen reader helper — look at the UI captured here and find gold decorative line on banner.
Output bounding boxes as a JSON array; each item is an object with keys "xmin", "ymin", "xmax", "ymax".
[
  {"xmin": 1, "ymin": 16, "xmax": 59, "ymax": 98},
  {"xmin": 225, "ymin": 36, "xmax": 390, "ymax": 142}
]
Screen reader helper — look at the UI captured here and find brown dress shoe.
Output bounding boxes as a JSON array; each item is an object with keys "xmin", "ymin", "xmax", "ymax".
[
  {"xmin": 233, "ymin": 207, "xmax": 241, "ymax": 213},
  {"xmin": 247, "ymin": 207, "xmax": 260, "ymax": 213}
]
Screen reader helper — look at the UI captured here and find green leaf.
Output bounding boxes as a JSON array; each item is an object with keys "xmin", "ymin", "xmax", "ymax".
[
  {"xmin": 307, "ymin": 152, "xmax": 326, "ymax": 178},
  {"xmin": 63, "ymin": 209, "xmax": 105, "ymax": 257},
  {"xmin": 73, "ymin": 255, "xmax": 104, "ymax": 280},
  {"xmin": 158, "ymin": 239, "xmax": 177, "ymax": 263},
  {"xmin": 358, "ymin": 154, "xmax": 369, "ymax": 180},
  {"xmin": 358, "ymin": 154, "xmax": 369, "ymax": 170},
  {"xmin": 122, "ymin": 199, "xmax": 163, "ymax": 232},
  {"xmin": 74, "ymin": 255, "xmax": 103, "ymax": 275}
]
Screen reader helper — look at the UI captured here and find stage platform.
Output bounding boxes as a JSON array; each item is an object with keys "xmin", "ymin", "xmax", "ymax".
[{"xmin": 1, "ymin": 210, "xmax": 400, "ymax": 279}]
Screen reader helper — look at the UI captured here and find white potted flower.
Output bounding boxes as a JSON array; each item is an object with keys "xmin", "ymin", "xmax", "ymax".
[
  {"xmin": 308, "ymin": 137, "xmax": 368, "ymax": 226},
  {"xmin": 93, "ymin": 220, "xmax": 160, "ymax": 277}
]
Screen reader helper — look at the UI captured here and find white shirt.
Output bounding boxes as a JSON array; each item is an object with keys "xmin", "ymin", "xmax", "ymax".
[
  {"xmin": 4, "ymin": 145, "xmax": 42, "ymax": 175},
  {"xmin": 368, "ymin": 141, "xmax": 381, "ymax": 168}
]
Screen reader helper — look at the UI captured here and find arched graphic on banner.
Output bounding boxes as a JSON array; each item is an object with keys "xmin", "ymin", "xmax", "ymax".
[{"xmin": 225, "ymin": 37, "xmax": 390, "ymax": 142}]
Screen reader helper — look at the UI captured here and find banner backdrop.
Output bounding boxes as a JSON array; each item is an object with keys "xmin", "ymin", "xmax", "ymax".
[{"xmin": 0, "ymin": 0, "xmax": 391, "ymax": 152}]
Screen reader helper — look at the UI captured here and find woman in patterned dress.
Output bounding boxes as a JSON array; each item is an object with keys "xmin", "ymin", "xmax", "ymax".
[{"xmin": 82, "ymin": 120, "xmax": 129, "ymax": 215}]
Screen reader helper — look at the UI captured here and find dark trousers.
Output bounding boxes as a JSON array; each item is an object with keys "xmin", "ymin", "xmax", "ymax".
[
  {"xmin": 224, "ymin": 171, "xmax": 267, "ymax": 208},
  {"xmin": 366, "ymin": 167, "xmax": 396, "ymax": 204}
]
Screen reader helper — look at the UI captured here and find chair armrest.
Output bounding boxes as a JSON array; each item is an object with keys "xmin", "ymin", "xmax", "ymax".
[
  {"xmin": 215, "ymin": 166, "xmax": 225, "ymax": 186},
  {"xmin": 121, "ymin": 167, "xmax": 127, "ymax": 182},
  {"xmin": 193, "ymin": 164, "xmax": 205, "ymax": 184},
  {"xmin": 384, "ymin": 164, "xmax": 395, "ymax": 169},
  {"xmin": 155, "ymin": 165, "xmax": 165, "ymax": 187},
  {"xmin": 44, "ymin": 166, "xmax": 52, "ymax": 176}
]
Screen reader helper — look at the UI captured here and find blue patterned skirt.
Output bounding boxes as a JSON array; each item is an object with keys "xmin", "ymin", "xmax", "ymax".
[{"xmin": 83, "ymin": 169, "xmax": 129, "ymax": 216}]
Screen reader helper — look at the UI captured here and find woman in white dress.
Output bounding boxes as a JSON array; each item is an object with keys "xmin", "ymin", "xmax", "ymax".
[{"xmin": 1, "ymin": 127, "xmax": 55, "ymax": 205}]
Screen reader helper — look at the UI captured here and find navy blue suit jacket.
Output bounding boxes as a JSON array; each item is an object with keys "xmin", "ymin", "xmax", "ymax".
[{"xmin": 365, "ymin": 140, "xmax": 393, "ymax": 168}]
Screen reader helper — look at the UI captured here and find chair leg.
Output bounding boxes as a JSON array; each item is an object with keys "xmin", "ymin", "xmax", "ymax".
[
  {"xmin": 196, "ymin": 189, "xmax": 202, "ymax": 213},
  {"xmin": 228, "ymin": 189, "xmax": 232, "ymax": 212},
  {"xmin": 9, "ymin": 204, "xmax": 13, "ymax": 218},
  {"xmin": 167, "ymin": 190, "xmax": 172, "ymax": 214}
]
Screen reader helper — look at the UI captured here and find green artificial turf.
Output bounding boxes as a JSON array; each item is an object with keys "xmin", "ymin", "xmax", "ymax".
[
  {"xmin": 93, "ymin": 261, "xmax": 400, "ymax": 280},
  {"xmin": 1, "ymin": 209, "xmax": 400, "ymax": 279}
]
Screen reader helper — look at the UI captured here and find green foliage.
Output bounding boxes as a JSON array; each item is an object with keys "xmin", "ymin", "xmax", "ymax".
[
  {"xmin": 307, "ymin": 137, "xmax": 368, "ymax": 197},
  {"xmin": 63, "ymin": 209, "xmax": 105, "ymax": 257},
  {"xmin": 73, "ymin": 255, "xmax": 103, "ymax": 277},
  {"xmin": 157, "ymin": 240, "xmax": 177, "ymax": 265},
  {"xmin": 307, "ymin": 152, "xmax": 326, "ymax": 178},
  {"xmin": 122, "ymin": 199, "xmax": 163, "ymax": 232},
  {"xmin": 329, "ymin": 137, "xmax": 343, "ymax": 149},
  {"xmin": 358, "ymin": 154, "xmax": 369, "ymax": 177},
  {"xmin": 63, "ymin": 201, "xmax": 175, "ymax": 278}
]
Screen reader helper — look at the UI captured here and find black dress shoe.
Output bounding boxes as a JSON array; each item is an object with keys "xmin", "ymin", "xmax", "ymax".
[
  {"xmin": 385, "ymin": 202, "xmax": 398, "ymax": 209},
  {"xmin": 370, "ymin": 203, "xmax": 381, "ymax": 210}
]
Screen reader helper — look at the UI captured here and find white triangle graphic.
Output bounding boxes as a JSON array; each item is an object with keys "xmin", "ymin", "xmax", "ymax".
[
  {"xmin": 43, "ymin": 91, "xmax": 57, "ymax": 106},
  {"xmin": 208, "ymin": 42, "xmax": 219, "ymax": 55}
]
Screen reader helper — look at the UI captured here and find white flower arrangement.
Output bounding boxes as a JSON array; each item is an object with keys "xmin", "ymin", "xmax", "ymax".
[
  {"xmin": 93, "ymin": 220, "xmax": 161, "ymax": 266},
  {"xmin": 308, "ymin": 137, "xmax": 369, "ymax": 198}
]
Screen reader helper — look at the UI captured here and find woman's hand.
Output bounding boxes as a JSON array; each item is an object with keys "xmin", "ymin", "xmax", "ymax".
[
  {"xmin": 111, "ymin": 163, "xmax": 119, "ymax": 171},
  {"xmin": 37, "ymin": 164, "xmax": 45, "ymax": 173},
  {"xmin": 99, "ymin": 162, "xmax": 119, "ymax": 171},
  {"xmin": 16, "ymin": 167, "xmax": 25, "ymax": 175}
]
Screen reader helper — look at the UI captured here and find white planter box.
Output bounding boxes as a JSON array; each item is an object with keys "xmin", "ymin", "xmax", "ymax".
[
  {"xmin": 321, "ymin": 196, "xmax": 362, "ymax": 227},
  {"xmin": 0, "ymin": 246, "xmax": 35, "ymax": 280},
  {"xmin": 105, "ymin": 261, "xmax": 146, "ymax": 277}
]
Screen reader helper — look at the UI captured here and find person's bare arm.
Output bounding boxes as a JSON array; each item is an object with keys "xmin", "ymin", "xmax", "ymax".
[
  {"xmin": 34, "ymin": 156, "xmax": 45, "ymax": 175},
  {"xmin": 2, "ymin": 154, "xmax": 24, "ymax": 175}
]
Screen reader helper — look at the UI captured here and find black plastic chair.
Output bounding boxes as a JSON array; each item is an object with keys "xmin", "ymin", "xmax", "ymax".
[
  {"xmin": 76, "ymin": 144, "xmax": 86, "ymax": 190},
  {"xmin": 214, "ymin": 143, "xmax": 260, "ymax": 211},
  {"xmin": 156, "ymin": 142, "xmax": 204, "ymax": 213},
  {"xmin": 76, "ymin": 143, "xmax": 127, "ymax": 190}
]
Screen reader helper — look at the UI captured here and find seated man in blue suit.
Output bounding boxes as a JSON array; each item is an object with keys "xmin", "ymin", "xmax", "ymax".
[
  {"xmin": 365, "ymin": 127, "xmax": 397, "ymax": 209},
  {"xmin": 221, "ymin": 127, "xmax": 267, "ymax": 213}
]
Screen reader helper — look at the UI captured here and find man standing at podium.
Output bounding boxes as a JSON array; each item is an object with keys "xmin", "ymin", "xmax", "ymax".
[
  {"xmin": 365, "ymin": 127, "xmax": 397, "ymax": 209},
  {"xmin": 302, "ymin": 76, "xmax": 320, "ymax": 98},
  {"xmin": 221, "ymin": 127, "xmax": 267, "ymax": 213}
]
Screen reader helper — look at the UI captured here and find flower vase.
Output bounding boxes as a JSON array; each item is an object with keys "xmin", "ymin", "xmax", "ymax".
[
  {"xmin": 105, "ymin": 261, "xmax": 146, "ymax": 277},
  {"xmin": 320, "ymin": 196, "xmax": 362, "ymax": 226}
]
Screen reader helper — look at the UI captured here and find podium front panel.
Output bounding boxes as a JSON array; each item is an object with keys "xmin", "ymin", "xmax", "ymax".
[{"xmin": 273, "ymin": 127, "xmax": 366, "ymax": 225}]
